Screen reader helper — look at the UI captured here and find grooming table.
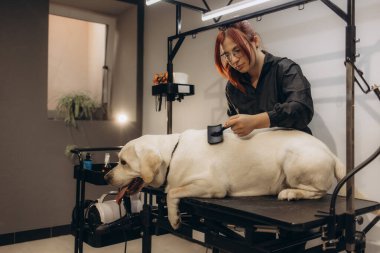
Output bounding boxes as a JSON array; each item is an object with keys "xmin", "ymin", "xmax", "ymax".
[
  {"xmin": 181, "ymin": 195, "xmax": 380, "ymax": 232},
  {"xmin": 141, "ymin": 188, "xmax": 380, "ymax": 253},
  {"xmin": 70, "ymin": 147, "xmax": 380, "ymax": 253}
]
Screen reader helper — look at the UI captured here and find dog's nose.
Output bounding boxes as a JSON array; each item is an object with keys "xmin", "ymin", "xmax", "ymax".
[{"xmin": 104, "ymin": 172, "xmax": 112, "ymax": 183}]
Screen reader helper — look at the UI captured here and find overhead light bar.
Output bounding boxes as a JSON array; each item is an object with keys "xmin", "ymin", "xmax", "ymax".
[
  {"xmin": 202, "ymin": 0, "xmax": 273, "ymax": 21},
  {"xmin": 146, "ymin": 0, "xmax": 161, "ymax": 6}
]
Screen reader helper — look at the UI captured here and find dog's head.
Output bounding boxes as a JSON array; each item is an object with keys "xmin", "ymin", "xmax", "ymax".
[{"xmin": 104, "ymin": 134, "xmax": 178, "ymax": 203}]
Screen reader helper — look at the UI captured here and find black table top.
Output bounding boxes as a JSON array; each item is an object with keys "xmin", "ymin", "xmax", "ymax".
[{"xmin": 182, "ymin": 195, "xmax": 380, "ymax": 231}]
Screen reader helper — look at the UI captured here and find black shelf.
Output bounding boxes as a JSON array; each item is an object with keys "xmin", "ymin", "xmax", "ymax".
[
  {"xmin": 152, "ymin": 83, "xmax": 194, "ymax": 101},
  {"xmin": 73, "ymin": 163, "xmax": 117, "ymax": 185},
  {"xmin": 71, "ymin": 216, "xmax": 142, "ymax": 248},
  {"xmin": 72, "ymin": 146, "xmax": 145, "ymax": 252}
]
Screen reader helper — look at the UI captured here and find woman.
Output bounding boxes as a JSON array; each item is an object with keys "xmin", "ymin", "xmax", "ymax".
[{"xmin": 215, "ymin": 21, "xmax": 314, "ymax": 136}]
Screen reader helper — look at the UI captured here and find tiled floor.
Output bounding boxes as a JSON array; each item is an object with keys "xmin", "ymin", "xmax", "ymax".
[{"xmin": 0, "ymin": 234, "xmax": 208, "ymax": 253}]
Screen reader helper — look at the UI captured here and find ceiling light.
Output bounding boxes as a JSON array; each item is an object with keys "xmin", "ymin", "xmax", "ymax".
[
  {"xmin": 146, "ymin": 0, "xmax": 161, "ymax": 6},
  {"xmin": 202, "ymin": 0, "xmax": 273, "ymax": 21}
]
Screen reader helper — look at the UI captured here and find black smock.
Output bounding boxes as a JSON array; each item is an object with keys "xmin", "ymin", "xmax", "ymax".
[{"xmin": 225, "ymin": 52, "xmax": 314, "ymax": 134}]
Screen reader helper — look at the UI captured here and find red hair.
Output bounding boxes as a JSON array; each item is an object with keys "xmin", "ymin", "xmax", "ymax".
[{"xmin": 214, "ymin": 21, "xmax": 256, "ymax": 93}]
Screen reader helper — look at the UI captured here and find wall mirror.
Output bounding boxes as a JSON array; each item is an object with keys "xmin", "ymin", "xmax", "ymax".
[{"xmin": 48, "ymin": 0, "xmax": 140, "ymax": 125}]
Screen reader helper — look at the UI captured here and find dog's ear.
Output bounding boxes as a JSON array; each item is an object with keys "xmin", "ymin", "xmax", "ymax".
[{"xmin": 134, "ymin": 143, "xmax": 162, "ymax": 184}]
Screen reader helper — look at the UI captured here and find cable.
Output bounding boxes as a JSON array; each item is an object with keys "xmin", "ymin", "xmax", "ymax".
[
  {"xmin": 330, "ymin": 145, "xmax": 380, "ymax": 217},
  {"xmin": 319, "ymin": 145, "xmax": 380, "ymax": 249}
]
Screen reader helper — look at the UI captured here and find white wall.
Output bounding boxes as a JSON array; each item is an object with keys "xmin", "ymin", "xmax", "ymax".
[
  {"xmin": 144, "ymin": 0, "xmax": 380, "ymax": 250},
  {"xmin": 0, "ymin": 0, "xmax": 142, "ymax": 234},
  {"xmin": 112, "ymin": 5, "xmax": 138, "ymax": 122}
]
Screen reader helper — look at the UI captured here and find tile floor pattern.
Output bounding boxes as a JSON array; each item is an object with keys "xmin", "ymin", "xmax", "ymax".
[{"xmin": 0, "ymin": 234, "xmax": 209, "ymax": 253}]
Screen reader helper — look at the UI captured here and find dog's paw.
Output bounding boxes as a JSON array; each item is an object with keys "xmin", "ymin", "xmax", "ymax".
[
  {"xmin": 278, "ymin": 189, "xmax": 298, "ymax": 201},
  {"xmin": 168, "ymin": 212, "xmax": 181, "ymax": 230}
]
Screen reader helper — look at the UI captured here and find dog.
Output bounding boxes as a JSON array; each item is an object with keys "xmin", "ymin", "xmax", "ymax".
[{"xmin": 105, "ymin": 128, "xmax": 345, "ymax": 229}]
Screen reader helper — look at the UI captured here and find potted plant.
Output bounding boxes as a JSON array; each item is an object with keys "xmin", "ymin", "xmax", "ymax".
[{"xmin": 56, "ymin": 93, "xmax": 98, "ymax": 127}]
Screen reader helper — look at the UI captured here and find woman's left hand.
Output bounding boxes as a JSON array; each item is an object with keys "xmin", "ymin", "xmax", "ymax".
[{"xmin": 224, "ymin": 113, "xmax": 270, "ymax": 137}]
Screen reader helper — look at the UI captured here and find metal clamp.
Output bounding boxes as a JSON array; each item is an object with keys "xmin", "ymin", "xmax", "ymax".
[{"xmin": 321, "ymin": 225, "xmax": 339, "ymax": 251}]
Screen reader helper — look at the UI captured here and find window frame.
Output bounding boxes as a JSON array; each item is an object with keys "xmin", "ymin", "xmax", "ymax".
[{"xmin": 48, "ymin": 3, "xmax": 116, "ymax": 119}]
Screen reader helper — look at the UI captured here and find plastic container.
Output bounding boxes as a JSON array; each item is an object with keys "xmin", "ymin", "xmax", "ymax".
[{"xmin": 83, "ymin": 153, "xmax": 93, "ymax": 170}]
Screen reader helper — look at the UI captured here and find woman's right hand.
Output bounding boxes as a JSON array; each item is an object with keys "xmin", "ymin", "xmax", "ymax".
[{"xmin": 224, "ymin": 112, "xmax": 270, "ymax": 137}]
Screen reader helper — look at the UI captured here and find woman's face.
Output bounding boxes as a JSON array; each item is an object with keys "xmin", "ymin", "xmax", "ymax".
[{"xmin": 221, "ymin": 36, "xmax": 255, "ymax": 74}]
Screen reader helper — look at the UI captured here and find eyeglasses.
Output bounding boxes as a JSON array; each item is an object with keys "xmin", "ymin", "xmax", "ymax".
[
  {"xmin": 218, "ymin": 25, "xmax": 231, "ymax": 32},
  {"xmin": 221, "ymin": 48, "xmax": 243, "ymax": 62}
]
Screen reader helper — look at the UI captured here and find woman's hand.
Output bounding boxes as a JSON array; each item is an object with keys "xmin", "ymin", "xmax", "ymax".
[{"xmin": 224, "ymin": 113, "xmax": 270, "ymax": 137}]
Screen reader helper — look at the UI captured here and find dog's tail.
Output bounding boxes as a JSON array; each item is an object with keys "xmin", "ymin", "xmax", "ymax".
[
  {"xmin": 332, "ymin": 154, "xmax": 347, "ymax": 197},
  {"xmin": 334, "ymin": 155, "xmax": 346, "ymax": 181}
]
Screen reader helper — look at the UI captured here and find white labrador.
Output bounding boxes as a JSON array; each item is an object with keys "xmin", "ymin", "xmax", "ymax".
[{"xmin": 105, "ymin": 128, "xmax": 345, "ymax": 229}]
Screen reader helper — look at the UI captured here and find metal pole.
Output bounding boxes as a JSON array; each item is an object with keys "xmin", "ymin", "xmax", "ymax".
[
  {"xmin": 167, "ymin": 101, "xmax": 173, "ymax": 134},
  {"xmin": 136, "ymin": 0, "xmax": 144, "ymax": 136},
  {"xmin": 79, "ymin": 171, "xmax": 86, "ymax": 253},
  {"xmin": 167, "ymin": 39, "xmax": 174, "ymax": 134},
  {"xmin": 168, "ymin": 0, "xmax": 317, "ymax": 41},
  {"xmin": 345, "ymin": 0, "xmax": 356, "ymax": 251},
  {"xmin": 346, "ymin": 0, "xmax": 355, "ymax": 220},
  {"xmin": 165, "ymin": 4, "xmax": 183, "ymax": 135},
  {"xmin": 141, "ymin": 203, "xmax": 152, "ymax": 253},
  {"xmin": 176, "ymin": 4, "xmax": 182, "ymax": 35}
]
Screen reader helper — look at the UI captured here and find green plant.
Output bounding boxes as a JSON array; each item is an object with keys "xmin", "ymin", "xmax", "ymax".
[{"xmin": 56, "ymin": 93, "xmax": 97, "ymax": 127}]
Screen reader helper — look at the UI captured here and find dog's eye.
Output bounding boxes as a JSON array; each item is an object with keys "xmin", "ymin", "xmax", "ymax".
[{"xmin": 120, "ymin": 160, "xmax": 127, "ymax": 165}]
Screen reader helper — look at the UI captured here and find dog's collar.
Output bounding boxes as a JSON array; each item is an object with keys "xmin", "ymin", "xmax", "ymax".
[{"xmin": 162, "ymin": 139, "xmax": 179, "ymax": 188}]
